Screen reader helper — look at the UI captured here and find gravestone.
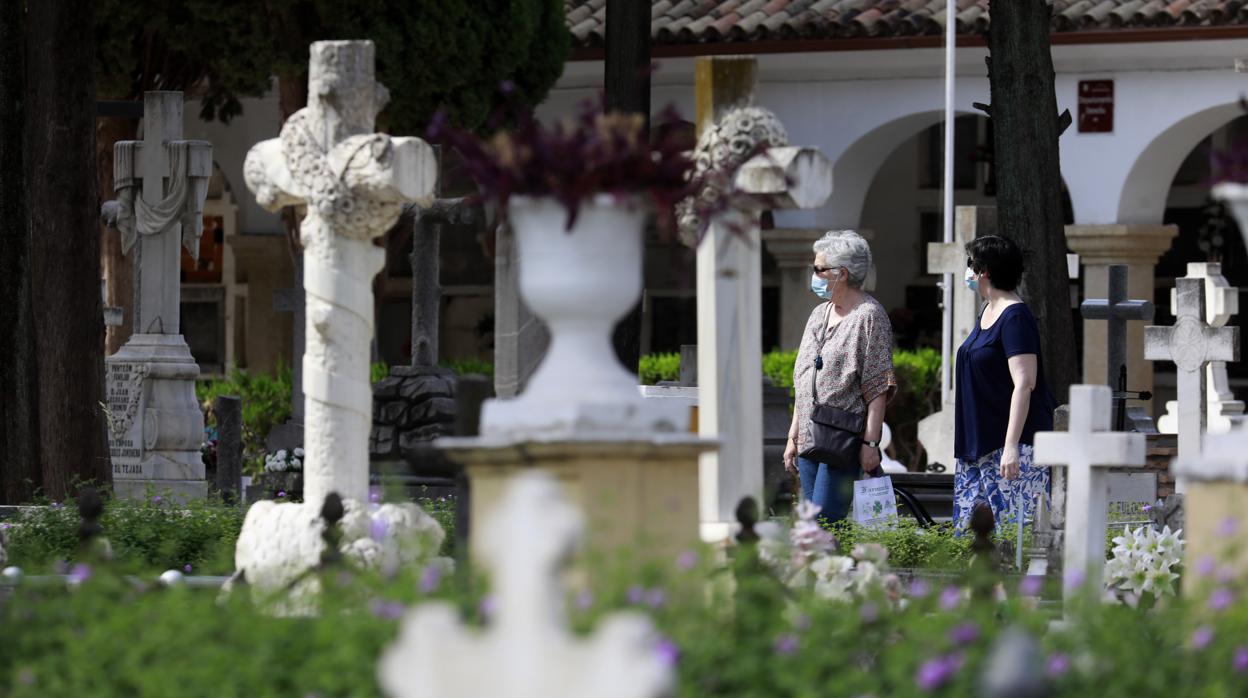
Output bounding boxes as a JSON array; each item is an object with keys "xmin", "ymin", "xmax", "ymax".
[
  {"xmin": 1034, "ymin": 385, "xmax": 1146, "ymax": 596},
  {"xmin": 234, "ymin": 41, "xmax": 443, "ymax": 597},
  {"xmin": 371, "ymin": 199, "xmax": 476, "ymax": 466},
  {"xmin": 104, "ymin": 91, "xmax": 212, "ymax": 500},
  {"xmin": 681, "ymin": 56, "xmax": 832, "ymax": 541},
  {"xmin": 1081, "ymin": 264, "xmax": 1155, "ymax": 431},
  {"xmin": 494, "ymin": 222, "xmax": 550, "ymax": 399},
  {"xmin": 267, "ymin": 255, "xmax": 305, "ymax": 453},
  {"xmin": 917, "ymin": 206, "xmax": 994, "ymax": 470},
  {"xmin": 1171, "ymin": 424, "xmax": 1248, "ymax": 589},
  {"xmin": 1145, "ymin": 278, "xmax": 1239, "ymax": 493},
  {"xmin": 1159, "ymin": 263, "xmax": 1243, "ymax": 435},
  {"xmin": 379, "ymin": 472, "xmax": 673, "ymax": 698}
]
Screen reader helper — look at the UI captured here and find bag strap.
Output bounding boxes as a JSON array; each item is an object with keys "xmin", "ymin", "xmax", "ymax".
[{"xmin": 809, "ymin": 302, "xmax": 834, "ymax": 408}]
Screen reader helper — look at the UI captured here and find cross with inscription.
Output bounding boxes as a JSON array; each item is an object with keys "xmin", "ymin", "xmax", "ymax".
[
  {"xmin": 1081, "ymin": 264, "xmax": 1154, "ymax": 429},
  {"xmin": 243, "ymin": 41, "xmax": 436, "ymax": 508},
  {"xmin": 1145, "ymin": 277, "xmax": 1240, "ymax": 492},
  {"xmin": 1034, "ymin": 385, "xmax": 1145, "ymax": 597}
]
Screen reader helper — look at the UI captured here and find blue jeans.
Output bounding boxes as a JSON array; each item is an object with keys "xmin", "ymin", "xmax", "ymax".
[{"xmin": 798, "ymin": 456, "xmax": 854, "ymax": 523}]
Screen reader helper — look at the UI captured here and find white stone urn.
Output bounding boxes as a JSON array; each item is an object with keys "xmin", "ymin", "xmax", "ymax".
[
  {"xmin": 480, "ymin": 194, "xmax": 687, "ymax": 437},
  {"xmin": 1213, "ymin": 182, "xmax": 1248, "ymax": 248}
]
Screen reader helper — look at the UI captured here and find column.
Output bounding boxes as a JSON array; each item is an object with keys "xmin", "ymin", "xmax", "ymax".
[{"xmin": 761, "ymin": 228, "xmax": 823, "ymax": 351}]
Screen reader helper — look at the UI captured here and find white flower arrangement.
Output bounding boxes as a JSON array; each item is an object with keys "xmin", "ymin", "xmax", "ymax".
[
  {"xmin": 758, "ymin": 500, "xmax": 897, "ymax": 602},
  {"xmin": 263, "ymin": 447, "xmax": 305, "ymax": 473},
  {"xmin": 1104, "ymin": 524, "xmax": 1184, "ymax": 598}
]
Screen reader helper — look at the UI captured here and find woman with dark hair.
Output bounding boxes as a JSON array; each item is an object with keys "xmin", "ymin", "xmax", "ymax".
[{"xmin": 953, "ymin": 235, "xmax": 1057, "ymax": 532}]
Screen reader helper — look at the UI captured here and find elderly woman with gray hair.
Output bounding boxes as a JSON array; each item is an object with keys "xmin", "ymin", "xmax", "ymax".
[{"xmin": 783, "ymin": 230, "xmax": 897, "ymax": 522}]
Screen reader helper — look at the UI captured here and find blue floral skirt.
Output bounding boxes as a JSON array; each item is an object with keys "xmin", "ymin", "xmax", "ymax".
[{"xmin": 953, "ymin": 443, "xmax": 1050, "ymax": 534}]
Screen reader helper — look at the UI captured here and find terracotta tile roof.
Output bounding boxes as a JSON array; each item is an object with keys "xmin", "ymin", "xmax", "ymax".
[{"xmin": 564, "ymin": 0, "xmax": 1248, "ymax": 46}]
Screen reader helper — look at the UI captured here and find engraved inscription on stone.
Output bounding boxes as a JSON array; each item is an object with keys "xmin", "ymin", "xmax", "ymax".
[{"xmin": 106, "ymin": 361, "xmax": 148, "ymax": 478}]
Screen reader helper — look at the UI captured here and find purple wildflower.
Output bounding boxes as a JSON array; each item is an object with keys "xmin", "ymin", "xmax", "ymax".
[
  {"xmin": 1020, "ymin": 575, "xmax": 1044, "ymax": 597},
  {"xmin": 1209, "ymin": 588, "xmax": 1234, "ymax": 612},
  {"xmin": 859, "ymin": 602, "xmax": 879, "ymax": 623},
  {"xmin": 1046, "ymin": 653, "xmax": 1071, "ymax": 678},
  {"xmin": 369, "ymin": 486, "xmax": 382, "ymax": 504},
  {"xmin": 183, "ymin": 564, "xmax": 193, "ymax": 574},
  {"xmin": 793, "ymin": 613, "xmax": 812, "ymax": 631},
  {"xmin": 1196, "ymin": 555, "xmax": 1217, "ymax": 577},
  {"xmin": 644, "ymin": 588, "xmax": 666, "ymax": 609},
  {"xmin": 1141, "ymin": 504, "xmax": 1153, "ymax": 512},
  {"xmin": 478, "ymin": 595, "xmax": 498, "ymax": 618},
  {"xmin": 773, "ymin": 634, "xmax": 800, "ymax": 656},
  {"xmin": 369, "ymin": 599, "xmax": 405, "ymax": 620},
  {"xmin": 1218, "ymin": 516, "xmax": 1240, "ymax": 537},
  {"xmin": 575, "ymin": 590, "xmax": 594, "ymax": 611},
  {"xmin": 370, "ymin": 517, "xmax": 389, "ymax": 542},
  {"xmin": 419, "ymin": 564, "xmax": 442, "ymax": 594},
  {"xmin": 499, "ymin": 80, "xmax": 517, "ymax": 96},
  {"xmin": 653, "ymin": 636, "xmax": 680, "ymax": 666},
  {"xmin": 626, "ymin": 585, "xmax": 646, "ymax": 605},
  {"xmin": 67, "ymin": 563, "xmax": 92, "ymax": 584},
  {"xmin": 1063, "ymin": 567, "xmax": 1086, "ymax": 592},
  {"xmin": 948, "ymin": 622, "xmax": 979, "ymax": 646},
  {"xmin": 909, "ymin": 579, "xmax": 931, "ymax": 599},
  {"xmin": 1191, "ymin": 625, "xmax": 1215, "ymax": 651},
  {"xmin": 51, "ymin": 502, "xmax": 62, "ymax": 509},
  {"xmin": 276, "ymin": 491, "xmax": 287, "ymax": 498},
  {"xmin": 152, "ymin": 495, "xmax": 162, "ymax": 504},
  {"xmin": 939, "ymin": 585, "xmax": 962, "ymax": 611},
  {"xmin": 915, "ymin": 653, "xmax": 962, "ymax": 691},
  {"xmin": 676, "ymin": 550, "xmax": 698, "ymax": 571},
  {"xmin": 1234, "ymin": 646, "xmax": 1248, "ymax": 674}
]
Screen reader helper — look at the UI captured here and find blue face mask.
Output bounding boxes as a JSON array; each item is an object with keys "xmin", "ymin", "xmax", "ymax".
[
  {"xmin": 964, "ymin": 267, "xmax": 979, "ymax": 292},
  {"xmin": 811, "ymin": 272, "xmax": 832, "ymax": 300}
]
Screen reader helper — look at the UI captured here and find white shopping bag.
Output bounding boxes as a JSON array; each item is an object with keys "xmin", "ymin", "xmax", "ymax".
[{"xmin": 853, "ymin": 475, "xmax": 898, "ymax": 528}]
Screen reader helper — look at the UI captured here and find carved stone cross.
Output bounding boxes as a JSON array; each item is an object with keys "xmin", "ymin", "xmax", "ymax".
[
  {"xmin": 1034, "ymin": 385, "xmax": 1145, "ymax": 595},
  {"xmin": 1145, "ymin": 278, "xmax": 1240, "ymax": 492},
  {"xmin": 1081, "ymin": 264, "xmax": 1154, "ymax": 428},
  {"xmin": 927, "ymin": 206, "xmax": 994, "ymax": 405},
  {"xmin": 243, "ymin": 41, "xmax": 436, "ymax": 508}
]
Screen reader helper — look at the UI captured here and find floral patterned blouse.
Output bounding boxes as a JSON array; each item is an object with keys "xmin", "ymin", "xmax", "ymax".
[{"xmin": 793, "ymin": 296, "xmax": 897, "ymax": 455}]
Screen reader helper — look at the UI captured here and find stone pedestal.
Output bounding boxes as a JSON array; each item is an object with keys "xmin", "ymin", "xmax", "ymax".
[
  {"xmin": 1172, "ymin": 427, "xmax": 1248, "ymax": 594},
  {"xmin": 106, "ymin": 333, "xmax": 207, "ymax": 499},
  {"xmin": 441, "ymin": 435, "xmax": 712, "ymax": 563},
  {"xmin": 1065, "ymin": 224, "xmax": 1177, "ymax": 414},
  {"xmin": 761, "ymin": 228, "xmax": 823, "ymax": 351}
]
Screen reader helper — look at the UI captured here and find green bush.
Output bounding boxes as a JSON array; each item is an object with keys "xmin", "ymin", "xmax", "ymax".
[
  {"xmin": 762, "ymin": 349, "xmax": 798, "ymax": 389},
  {"xmin": 889, "ymin": 347, "xmax": 942, "ymax": 469},
  {"xmin": 638, "ymin": 352, "xmax": 681, "ymax": 384},
  {"xmin": 196, "ymin": 363, "xmax": 293, "ymax": 474},
  {"xmin": 441, "ymin": 357, "xmax": 495, "ymax": 377}
]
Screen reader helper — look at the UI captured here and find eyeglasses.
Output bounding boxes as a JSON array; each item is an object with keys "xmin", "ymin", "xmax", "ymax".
[{"xmin": 812, "ymin": 265, "xmax": 838, "ymax": 274}]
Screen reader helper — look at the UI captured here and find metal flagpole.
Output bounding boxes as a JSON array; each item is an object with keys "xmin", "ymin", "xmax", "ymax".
[{"xmin": 940, "ymin": 0, "xmax": 956, "ymax": 405}]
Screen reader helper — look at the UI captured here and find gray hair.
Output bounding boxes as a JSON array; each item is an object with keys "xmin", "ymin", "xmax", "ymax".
[{"xmin": 812, "ymin": 230, "xmax": 872, "ymax": 288}]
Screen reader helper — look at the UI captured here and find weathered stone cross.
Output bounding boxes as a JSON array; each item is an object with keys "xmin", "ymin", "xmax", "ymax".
[
  {"xmin": 1034, "ymin": 384, "xmax": 1145, "ymax": 595},
  {"xmin": 1145, "ymin": 277, "xmax": 1240, "ymax": 492},
  {"xmin": 243, "ymin": 41, "xmax": 436, "ymax": 508},
  {"xmin": 926, "ymin": 206, "xmax": 994, "ymax": 404},
  {"xmin": 683, "ymin": 56, "xmax": 832, "ymax": 541},
  {"xmin": 1081, "ymin": 264, "xmax": 1154, "ymax": 429}
]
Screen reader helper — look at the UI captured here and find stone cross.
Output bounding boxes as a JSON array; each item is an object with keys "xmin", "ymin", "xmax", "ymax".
[
  {"xmin": 407, "ymin": 197, "xmax": 472, "ymax": 368},
  {"xmin": 685, "ymin": 56, "xmax": 832, "ymax": 541},
  {"xmin": 927, "ymin": 206, "xmax": 994, "ymax": 405},
  {"xmin": 378, "ymin": 471, "xmax": 672, "ymax": 698},
  {"xmin": 1145, "ymin": 278, "xmax": 1239, "ymax": 493},
  {"xmin": 1159, "ymin": 263, "xmax": 1243, "ymax": 435},
  {"xmin": 104, "ymin": 91, "xmax": 213, "ymax": 499},
  {"xmin": 1034, "ymin": 385, "xmax": 1145, "ymax": 595},
  {"xmin": 242, "ymin": 41, "xmax": 436, "ymax": 508},
  {"xmin": 1081, "ymin": 264, "xmax": 1154, "ymax": 429}
]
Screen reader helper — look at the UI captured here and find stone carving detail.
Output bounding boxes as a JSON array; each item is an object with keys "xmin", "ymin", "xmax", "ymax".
[
  {"xmin": 113, "ymin": 140, "xmax": 210, "ymax": 258},
  {"xmin": 379, "ymin": 472, "xmax": 672, "ymax": 698},
  {"xmin": 677, "ymin": 106, "xmax": 789, "ymax": 245}
]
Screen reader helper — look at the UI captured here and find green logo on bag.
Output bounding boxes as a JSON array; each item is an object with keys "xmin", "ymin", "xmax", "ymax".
[{"xmin": 872, "ymin": 501, "xmax": 883, "ymax": 515}]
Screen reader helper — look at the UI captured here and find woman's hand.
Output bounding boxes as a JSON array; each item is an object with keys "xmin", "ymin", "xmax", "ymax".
[
  {"xmin": 999, "ymin": 444, "xmax": 1021, "ymax": 480},
  {"xmin": 784, "ymin": 435, "xmax": 799, "ymax": 476},
  {"xmin": 860, "ymin": 443, "xmax": 881, "ymax": 477}
]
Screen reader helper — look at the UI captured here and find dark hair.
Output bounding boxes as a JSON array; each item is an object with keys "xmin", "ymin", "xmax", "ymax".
[{"xmin": 965, "ymin": 235, "xmax": 1024, "ymax": 292}]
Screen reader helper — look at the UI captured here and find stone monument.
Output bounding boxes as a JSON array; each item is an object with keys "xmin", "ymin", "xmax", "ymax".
[
  {"xmin": 233, "ymin": 41, "xmax": 443, "ymax": 596},
  {"xmin": 1080, "ymin": 264, "xmax": 1155, "ymax": 431},
  {"xmin": 104, "ymin": 91, "xmax": 212, "ymax": 499}
]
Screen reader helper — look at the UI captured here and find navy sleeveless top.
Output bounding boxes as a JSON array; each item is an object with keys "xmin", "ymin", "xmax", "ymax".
[{"xmin": 953, "ymin": 303, "xmax": 1057, "ymax": 462}]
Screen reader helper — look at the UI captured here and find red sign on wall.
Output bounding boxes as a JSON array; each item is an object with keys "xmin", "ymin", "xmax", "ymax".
[{"xmin": 1078, "ymin": 80, "xmax": 1114, "ymax": 133}]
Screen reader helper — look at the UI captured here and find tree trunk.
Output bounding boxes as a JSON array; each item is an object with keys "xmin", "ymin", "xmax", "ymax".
[
  {"xmin": 99, "ymin": 117, "xmax": 138, "ymax": 354},
  {"xmin": 27, "ymin": 0, "xmax": 112, "ymax": 498},
  {"xmin": 987, "ymin": 0, "xmax": 1078, "ymax": 403},
  {"xmin": 0, "ymin": 0, "xmax": 41, "ymax": 503},
  {"xmin": 605, "ymin": 0, "xmax": 650, "ymax": 376}
]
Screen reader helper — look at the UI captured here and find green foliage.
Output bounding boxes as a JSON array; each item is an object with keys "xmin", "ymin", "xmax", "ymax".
[
  {"xmin": 196, "ymin": 364, "xmax": 292, "ymax": 474},
  {"xmin": 763, "ymin": 349, "xmax": 798, "ymax": 389},
  {"xmin": 888, "ymin": 347, "xmax": 942, "ymax": 469},
  {"xmin": 826, "ymin": 518, "xmax": 974, "ymax": 571},
  {"xmin": 638, "ymin": 352, "xmax": 681, "ymax": 384},
  {"xmin": 441, "ymin": 357, "xmax": 495, "ymax": 378},
  {"xmin": 3, "ymin": 495, "xmax": 243, "ymax": 575},
  {"xmin": 371, "ymin": 362, "xmax": 389, "ymax": 385}
]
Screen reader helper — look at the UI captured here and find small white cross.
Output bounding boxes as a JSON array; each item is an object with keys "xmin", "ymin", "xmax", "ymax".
[{"xmin": 1034, "ymin": 385, "xmax": 1145, "ymax": 594}]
